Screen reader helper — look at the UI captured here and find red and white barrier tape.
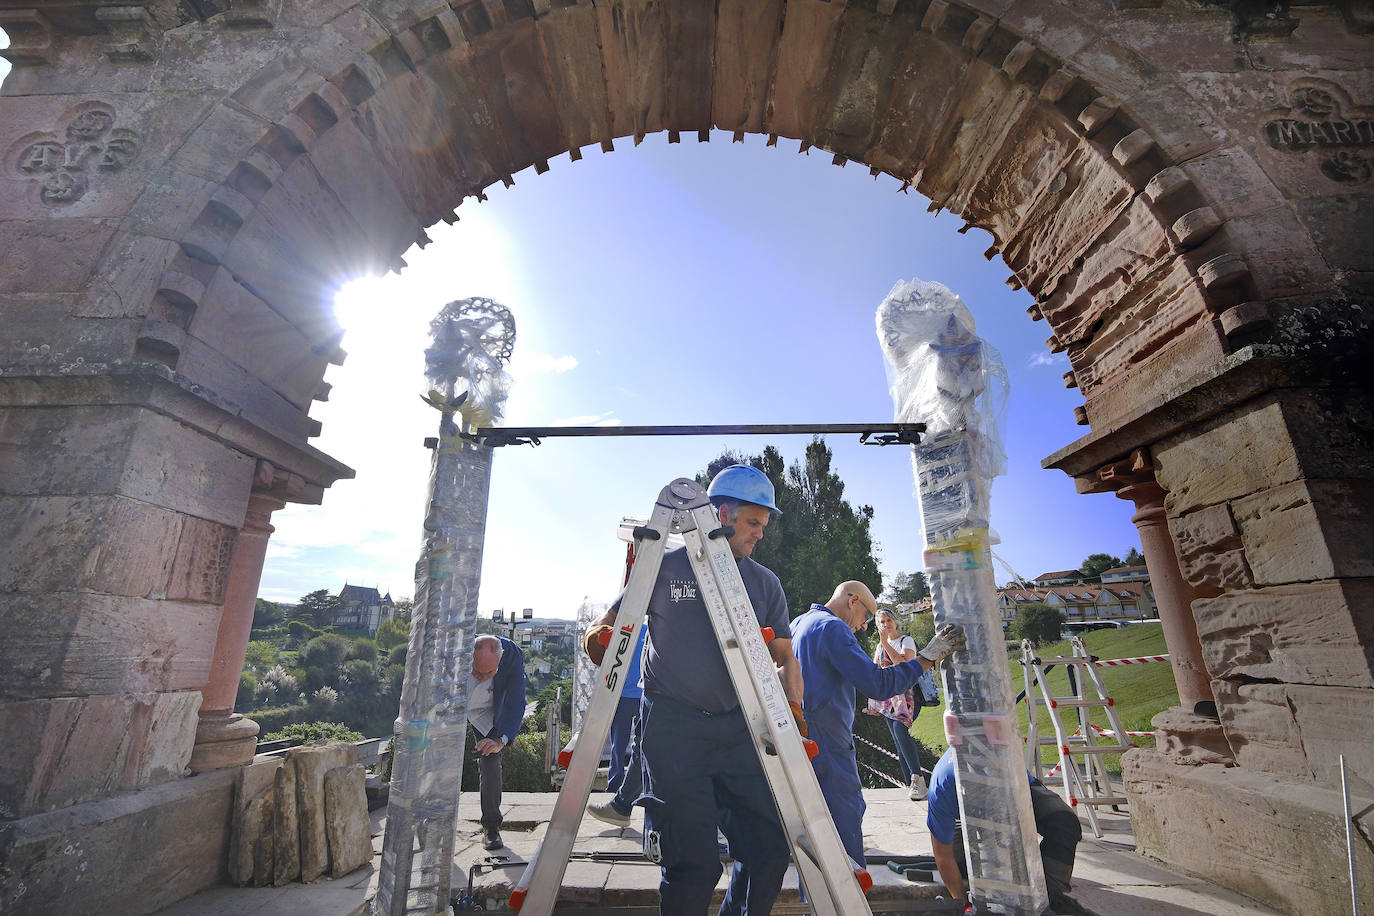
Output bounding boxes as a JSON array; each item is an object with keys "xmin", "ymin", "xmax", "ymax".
[{"xmin": 1094, "ymin": 654, "xmax": 1169, "ymax": 667}]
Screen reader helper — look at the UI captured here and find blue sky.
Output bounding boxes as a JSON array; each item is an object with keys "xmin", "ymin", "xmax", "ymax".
[{"xmin": 256, "ymin": 132, "xmax": 1141, "ymax": 616}]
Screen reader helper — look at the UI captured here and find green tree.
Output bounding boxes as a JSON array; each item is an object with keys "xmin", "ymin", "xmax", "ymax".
[
  {"xmin": 295, "ymin": 589, "xmax": 342, "ymax": 628},
  {"xmin": 1079, "ymin": 553, "xmax": 1123, "ymax": 580},
  {"xmin": 300, "ymin": 633, "xmax": 352, "ymax": 690},
  {"xmin": 703, "ymin": 438, "xmax": 881, "ymax": 617},
  {"xmin": 884, "ymin": 571, "xmax": 929, "ymax": 604},
  {"xmin": 243, "ymin": 639, "xmax": 279, "ymax": 670},
  {"xmin": 905, "ymin": 613, "xmax": 935, "ymax": 647},
  {"xmin": 392, "ymin": 598, "xmax": 414, "ymax": 622},
  {"xmin": 253, "ymin": 597, "xmax": 285, "ymax": 628},
  {"xmin": 376, "ymin": 618, "xmax": 409, "ymax": 651},
  {"xmin": 1009, "ymin": 602, "xmax": 1065, "ymax": 647},
  {"xmin": 1124, "ymin": 547, "xmax": 1146, "ymax": 567}
]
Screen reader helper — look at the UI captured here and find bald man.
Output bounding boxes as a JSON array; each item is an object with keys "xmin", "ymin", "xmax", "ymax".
[
  {"xmin": 468, "ymin": 634, "xmax": 527, "ymax": 851},
  {"xmin": 791, "ymin": 582, "xmax": 965, "ymax": 866}
]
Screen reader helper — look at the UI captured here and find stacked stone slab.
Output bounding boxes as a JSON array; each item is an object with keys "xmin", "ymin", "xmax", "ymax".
[
  {"xmin": 0, "ymin": 2, "xmax": 1370, "ymax": 914},
  {"xmin": 227, "ymin": 743, "xmax": 372, "ymax": 888}
]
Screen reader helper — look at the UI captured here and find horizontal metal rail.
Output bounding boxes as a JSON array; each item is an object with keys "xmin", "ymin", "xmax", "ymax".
[{"xmin": 455, "ymin": 422, "xmax": 926, "ymax": 448}]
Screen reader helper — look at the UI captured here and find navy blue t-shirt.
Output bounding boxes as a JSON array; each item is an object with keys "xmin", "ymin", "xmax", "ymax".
[{"xmin": 613, "ymin": 546, "xmax": 791, "ymax": 713}]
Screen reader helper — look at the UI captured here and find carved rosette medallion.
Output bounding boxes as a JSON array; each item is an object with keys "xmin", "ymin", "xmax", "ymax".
[
  {"xmin": 1263, "ymin": 80, "xmax": 1373, "ymax": 184},
  {"xmin": 9, "ymin": 104, "xmax": 140, "ymax": 205}
]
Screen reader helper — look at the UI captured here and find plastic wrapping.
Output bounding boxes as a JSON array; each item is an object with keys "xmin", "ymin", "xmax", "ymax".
[
  {"xmin": 375, "ymin": 298, "xmax": 515, "ymax": 916},
  {"xmin": 876, "ymin": 279, "xmax": 1049, "ymax": 914},
  {"xmin": 571, "ymin": 599, "xmax": 608, "ymax": 737}
]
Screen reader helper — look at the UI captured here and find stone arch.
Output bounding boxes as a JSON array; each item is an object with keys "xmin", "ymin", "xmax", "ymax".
[{"xmin": 1, "ymin": 2, "xmax": 1369, "ymax": 913}]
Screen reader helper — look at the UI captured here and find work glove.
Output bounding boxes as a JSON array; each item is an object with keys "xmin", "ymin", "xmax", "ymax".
[
  {"xmin": 918, "ymin": 623, "xmax": 967, "ymax": 664},
  {"xmin": 788, "ymin": 699, "xmax": 809, "ymax": 738},
  {"xmin": 583, "ymin": 624, "xmax": 614, "ymax": 665}
]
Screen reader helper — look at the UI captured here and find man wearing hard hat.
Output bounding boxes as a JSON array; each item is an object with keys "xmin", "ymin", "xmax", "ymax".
[{"xmin": 583, "ymin": 465, "xmax": 803, "ymax": 916}]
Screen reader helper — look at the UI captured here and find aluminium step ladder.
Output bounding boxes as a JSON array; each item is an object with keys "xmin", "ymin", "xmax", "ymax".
[
  {"xmin": 508, "ymin": 478, "xmax": 874, "ymax": 916},
  {"xmin": 1021, "ymin": 636, "xmax": 1133, "ymax": 838}
]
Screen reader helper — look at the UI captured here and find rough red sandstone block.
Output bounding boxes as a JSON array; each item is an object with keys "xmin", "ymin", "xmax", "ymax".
[
  {"xmin": 323, "ymin": 764, "xmax": 372, "ymax": 877},
  {"xmin": 273, "ymin": 758, "xmax": 301, "ymax": 885},
  {"xmin": 1232, "ymin": 478, "xmax": 1374, "ymax": 585},
  {"xmin": 535, "ymin": 4, "xmax": 613, "ymax": 150},
  {"xmin": 596, "ymin": 0, "xmax": 668, "ymax": 141},
  {"xmin": 1123, "ymin": 748, "xmax": 1374, "ymax": 914},
  {"xmin": 230, "ymin": 756, "xmax": 284, "ymax": 885},
  {"xmin": 168, "ymin": 515, "xmax": 237, "ymax": 604},
  {"xmin": 1169, "ymin": 502, "xmax": 1254, "ymax": 591},
  {"xmin": 73, "ymin": 232, "xmax": 181, "ymax": 319},
  {"xmin": 1154, "ymin": 394, "xmax": 1303, "ymax": 515},
  {"xmin": 0, "ymin": 691, "xmax": 200, "ymax": 818},
  {"xmin": 1193, "ymin": 579, "xmax": 1374, "ymax": 689},
  {"xmin": 712, "ymin": 0, "xmax": 783, "ymax": 136},
  {"xmin": 0, "ymin": 590, "xmax": 219, "ymax": 698},
  {"xmin": 290, "ymin": 742, "xmax": 358, "ymax": 882}
]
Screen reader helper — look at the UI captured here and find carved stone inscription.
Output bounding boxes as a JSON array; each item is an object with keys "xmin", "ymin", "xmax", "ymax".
[
  {"xmin": 1264, "ymin": 83, "xmax": 1373, "ymax": 184},
  {"xmin": 11, "ymin": 105, "xmax": 140, "ymax": 204}
]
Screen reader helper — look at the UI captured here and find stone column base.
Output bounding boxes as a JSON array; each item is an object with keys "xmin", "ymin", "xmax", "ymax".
[
  {"xmin": 189, "ymin": 712, "xmax": 260, "ymax": 772},
  {"xmin": 1123, "ymin": 747, "xmax": 1374, "ymax": 914},
  {"xmin": 1151, "ymin": 706, "xmax": 1234, "ymax": 766}
]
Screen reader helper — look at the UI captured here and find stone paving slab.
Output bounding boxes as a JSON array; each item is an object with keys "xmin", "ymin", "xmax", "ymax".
[{"xmin": 153, "ymin": 789, "xmax": 1285, "ymax": 915}]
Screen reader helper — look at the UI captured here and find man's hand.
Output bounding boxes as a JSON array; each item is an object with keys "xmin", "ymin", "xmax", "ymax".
[
  {"xmin": 918, "ymin": 623, "xmax": 967, "ymax": 664},
  {"xmin": 789, "ymin": 699, "xmax": 809, "ymax": 738},
  {"xmin": 583, "ymin": 624, "xmax": 614, "ymax": 665},
  {"xmin": 475, "ymin": 737, "xmax": 506, "ymax": 756}
]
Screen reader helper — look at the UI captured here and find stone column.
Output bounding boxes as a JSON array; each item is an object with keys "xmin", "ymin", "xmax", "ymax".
[
  {"xmin": 190, "ymin": 484, "xmax": 285, "ymax": 772},
  {"xmin": 1115, "ymin": 479, "xmax": 1214, "ymax": 713},
  {"xmin": 1086, "ymin": 450, "xmax": 1232, "ymax": 763}
]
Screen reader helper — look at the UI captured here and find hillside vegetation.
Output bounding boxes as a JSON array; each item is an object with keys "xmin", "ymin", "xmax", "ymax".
[{"xmin": 909, "ymin": 623, "xmax": 1177, "ymax": 774}]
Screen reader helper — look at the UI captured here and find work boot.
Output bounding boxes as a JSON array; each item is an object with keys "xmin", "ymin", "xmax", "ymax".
[
  {"xmin": 587, "ymin": 801, "xmax": 631, "ymax": 828},
  {"xmin": 909, "ymin": 773, "xmax": 928, "ymax": 801},
  {"xmin": 483, "ymin": 827, "xmax": 503, "ymax": 851}
]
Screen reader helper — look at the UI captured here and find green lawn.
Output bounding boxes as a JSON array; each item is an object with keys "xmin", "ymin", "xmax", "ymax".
[{"xmin": 910, "ymin": 623, "xmax": 1176, "ymax": 774}]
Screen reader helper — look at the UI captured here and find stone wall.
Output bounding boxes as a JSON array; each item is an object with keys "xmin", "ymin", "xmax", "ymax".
[{"xmin": 0, "ymin": 1, "xmax": 1370, "ymax": 912}]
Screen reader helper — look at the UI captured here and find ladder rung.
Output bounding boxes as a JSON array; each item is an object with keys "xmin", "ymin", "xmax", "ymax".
[
  {"xmin": 1077, "ymin": 795, "xmax": 1129, "ymax": 805},
  {"xmin": 1059, "ymin": 743, "xmax": 1132, "ymax": 754},
  {"xmin": 1030, "ymin": 697, "xmax": 1113, "ymax": 708},
  {"xmin": 1035, "ymin": 656, "xmax": 1094, "ymax": 665}
]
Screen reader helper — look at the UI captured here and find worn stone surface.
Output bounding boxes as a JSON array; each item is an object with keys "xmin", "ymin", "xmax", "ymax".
[
  {"xmin": 272, "ymin": 757, "xmax": 301, "ymax": 885},
  {"xmin": 1231, "ymin": 478, "xmax": 1374, "ymax": 585},
  {"xmin": 1124, "ymin": 748, "xmax": 1374, "ymax": 916},
  {"xmin": 290, "ymin": 742, "xmax": 358, "ymax": 882},
  {"xmin": 1169, "ymin": 502, "xmax": 1254, "ymax": 592},
  {"xmin": 229, "ymin": 757, "xmax": 283, "ymax": 886},
  {"xmin": 0, "ymin": 4, "xmax": 1371, "ymax": 915},
  {"xmin": 0, "ymin": 690, "xmax": 200, "ymax": 818},
  {"xmin": 0, "ymin": 768, "xmax": 236, "ymax": 916},
  {"xmin": 1153, "ymin": 394, "xmax": 1304, "ymax": 515},
  {"xmin": 0, "ymin": 589, "xmax": 219, "ymax": 698},
  {"xmin": 1193, "ymin": 579, "xmax": 1374, "ymax": 689},
  {"xmin": 323, "ymin": 764, "xmax": 372, "ymax": 878}
]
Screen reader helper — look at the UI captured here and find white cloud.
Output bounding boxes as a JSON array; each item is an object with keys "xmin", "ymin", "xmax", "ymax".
[
  {"xmin": 1027, "ymin": 351, "xmax": 1065, "ymax": 369},
  {"xmin": 514, "ymin": 351, "xmax": 579, "ymax": 375}
]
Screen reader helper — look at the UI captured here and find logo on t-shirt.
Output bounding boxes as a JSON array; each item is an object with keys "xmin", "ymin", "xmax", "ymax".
[{"xmin": 668, "ymin": 578, "xmax": 699, "ymax": 603}]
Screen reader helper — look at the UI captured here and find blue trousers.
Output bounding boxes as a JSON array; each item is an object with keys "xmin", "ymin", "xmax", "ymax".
[
  {"xmin": 640, "ymin": 692, "xmax": 790, "ymax": 916},
  {"xmin": 812, "ymin": 741, "xmax": 866, "ymax": 867},
  {"xmin": 886, "ymin": 716, "xmax": 923, "ymax": 782},
  {"xmin": 607, "ymin": 694, "xmax": 639, "ymax": 800}
]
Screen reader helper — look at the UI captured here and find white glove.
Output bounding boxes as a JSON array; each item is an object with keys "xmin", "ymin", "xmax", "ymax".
[{"xmin": 918, "ymin": 623, "xmax": 967, "ymax": 664}]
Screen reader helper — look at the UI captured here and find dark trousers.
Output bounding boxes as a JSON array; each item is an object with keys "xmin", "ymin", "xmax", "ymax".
[
  {"xmin": 607, "ymin": 694, "xmax": 639, "ymax": 802},
  {"xmin": 640, "ymin": 692, "xmax": 790, "ymax": 916},
  {"xmin": 610, "ymin": 701, "xmax": 644, "ymax": 816},
  {"xmin": 951, "ymin": 778, "xmax": 1081, "ymax": 898},
  {"xmin": 473, "ymin": 724, "xmax": 504, "ymax": 830}
]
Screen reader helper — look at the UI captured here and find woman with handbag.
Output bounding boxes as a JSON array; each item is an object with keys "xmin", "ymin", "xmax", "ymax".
[{"xmin": 869, "ymin": 608, "xmax": 935, "ymax": 800}]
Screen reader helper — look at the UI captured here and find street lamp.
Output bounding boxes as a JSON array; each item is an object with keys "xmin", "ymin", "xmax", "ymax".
[{"xmin": 492, "ymin": 607, "xmax": 534, "ymax": 642}]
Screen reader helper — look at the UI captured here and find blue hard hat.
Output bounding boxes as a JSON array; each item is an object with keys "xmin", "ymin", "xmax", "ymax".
[{"xmin": 707, "ymin": 464, "xmax": 781, "ymax": 515}]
